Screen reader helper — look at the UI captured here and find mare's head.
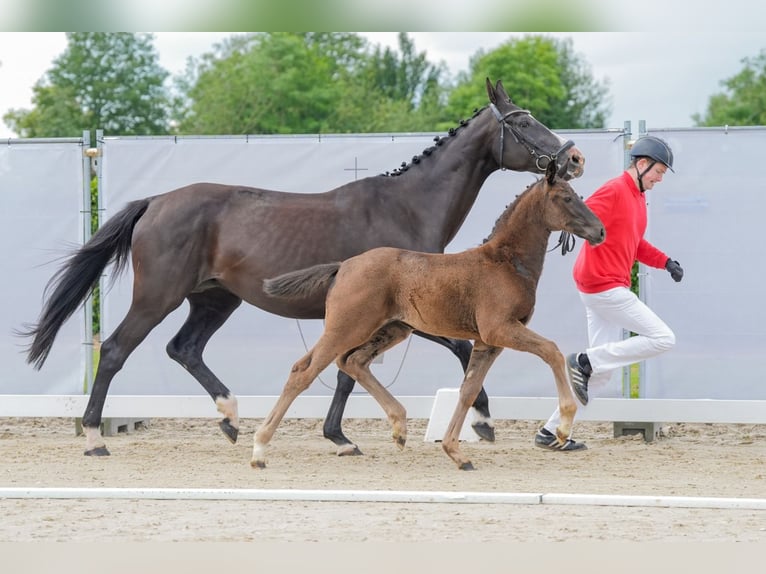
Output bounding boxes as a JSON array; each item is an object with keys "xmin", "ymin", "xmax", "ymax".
[
  {"xmin": 539, "ymin": 160, "xmax": 604, "ymax": 247},
  {"xmin": 486, "ymin": 78, "xmax": 585, "ymax": 180}
]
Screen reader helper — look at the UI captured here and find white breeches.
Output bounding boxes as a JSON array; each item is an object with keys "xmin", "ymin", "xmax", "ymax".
[{"xmin": 544, "ymin": 286, "xmax": 675, "ymax": 435}]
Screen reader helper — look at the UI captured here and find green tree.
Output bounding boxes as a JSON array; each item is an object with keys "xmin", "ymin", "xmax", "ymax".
[
  {"xmin": 4, "ymin": 33, "xmax": 170, "ymax": 138},
  {"xmin": 444, "ymin": 35, "xmax": 611, "ymax": 130},
  {"xmin": 693, "ymin": 49, "xmax": 766, "ymax": 126},
  {"xmin": 174, "ymin": 32, "xmax": 449, "ymax": 135}
]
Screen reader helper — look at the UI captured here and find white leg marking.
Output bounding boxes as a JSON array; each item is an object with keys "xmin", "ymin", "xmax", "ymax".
[
  {"xmin": 84, "ymin": 427, "xmax": 105, "ymax": 451},
  {"xmin": 215, "ymin": 395, "xmax": 240, "ymax": 428}
]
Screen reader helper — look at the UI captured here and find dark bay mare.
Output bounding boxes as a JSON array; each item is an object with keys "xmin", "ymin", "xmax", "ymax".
[
  {"xmin": 256, "ymin": 160, "xmax": 605, "ymax": 470},
  {"xmin": 21, "ymin": 79, "xmax": 585, "ymax": 457}
]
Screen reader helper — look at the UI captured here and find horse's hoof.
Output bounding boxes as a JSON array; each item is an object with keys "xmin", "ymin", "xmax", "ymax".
[
  {"xmin": 394, "ymin": 435, "xmax": 406, "ymax": 450},
  {"xmin": 219, "ymin": 418, "xmax": 239, "ymax": 444},
  {"xmin": 250, "ymin": 459, "xmax": 266, "ymax": 469},
  {"xmin": 337, "ymin": 444, "xmax": 363, "ymax": 456},
  {"xmin": 84, "ymin": 446, "xmax": 110, "ymax": 456},
  {"xmin": 472, "ymin": 421, "xmax": 496, "ymax": 442},
  {"xmin": 458, "ymin": 461, "xmax": 476, "ymax": 471}
]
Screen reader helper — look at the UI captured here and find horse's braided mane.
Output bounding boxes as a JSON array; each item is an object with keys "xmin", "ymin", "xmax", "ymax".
[
  {"xmin": 481, "ymin": 176, "xmax": 543, "ymax": 244},
  {"xmin": 381, "ymin": 105, "xmax": 487, "ymax": 177}
]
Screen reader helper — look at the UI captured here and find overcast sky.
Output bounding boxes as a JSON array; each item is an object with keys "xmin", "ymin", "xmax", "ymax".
[{"xmin": 0, "ymin": 31, "xmax": 764, "ymax": 139}]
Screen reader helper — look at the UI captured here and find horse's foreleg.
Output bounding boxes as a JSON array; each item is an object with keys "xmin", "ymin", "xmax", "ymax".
[
  {"xmin": 486, "ymin": 323, "xmax": 578, "ymax": 443},
  {"xmin": 412, "ymin": 332, "xmax": 495, "ymax": 442},
  {"xmin": 441, "ymin": 344, "xmax": 502, "ymax": 470},
  {"xmin": 167, "ymin": 289, "xmax": 243, "ymax": 443},
  {"xmin": 251, "ymin": 347, "xmax": 335, "ymax": 469},
  {"xmin": 323, "ymin": 371, "xmax": 363, "ymax": 456}
]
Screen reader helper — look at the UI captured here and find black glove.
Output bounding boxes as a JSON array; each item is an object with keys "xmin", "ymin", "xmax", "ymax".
[{"xmin": 665, "ymin": 258, "xmax": 683, "ymax": 282}]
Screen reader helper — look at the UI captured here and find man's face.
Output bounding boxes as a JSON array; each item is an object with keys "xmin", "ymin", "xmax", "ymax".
[{"xmin": 638, "ymin": 158, "xmax": 667, "ymax": 190}]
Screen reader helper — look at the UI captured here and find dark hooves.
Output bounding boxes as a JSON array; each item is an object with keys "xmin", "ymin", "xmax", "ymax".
[
  {"xmin": 84, "ymin": 446, "xmax": 110, "ymax": 456},
  {"xmin": 220, "ymin": 418, "xmax": 239, "ymax": 444},
  {"xmin": 459, "ymin": 461, "xmax": 476, "ymax": 471},
  {"xmin": 338, "ymin": 446, "xmax": 363, "ymax": 457},
  {"xmin": 472, "ymin": 422, "xmax": 496, "ymax": 442}
]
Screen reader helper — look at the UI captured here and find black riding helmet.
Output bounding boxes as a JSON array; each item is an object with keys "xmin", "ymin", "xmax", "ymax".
[{"xmin": 630, "ymin": 135, "xmax": 674, "ymax": 192}]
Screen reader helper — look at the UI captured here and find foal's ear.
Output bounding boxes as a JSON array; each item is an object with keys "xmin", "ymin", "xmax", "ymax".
[{"xmin": 546, "ymin": 158, "xmax": 557, "ymax": 185}]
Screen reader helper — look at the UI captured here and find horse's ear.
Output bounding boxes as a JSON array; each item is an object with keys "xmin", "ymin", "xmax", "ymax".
[
  {"xmin": 546, "ymin": 158, "xmax": 557, "ymax": 185},
  {"xmin": 495, "ymin": 79, "xmax": 510, "ymax": 102},
  {"xmin": 486, "ymin": 77, "xmax": 496, "ymax": 103}
]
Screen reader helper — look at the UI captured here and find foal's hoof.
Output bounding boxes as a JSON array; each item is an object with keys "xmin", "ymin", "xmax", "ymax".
[
  {"xmin": 472, "ymin": 422, "xmax": 496, "ymax": 442},
  {"xmin": 84, "ymin": 446, "xmax": 110, "ymax": 456},
  {"xmin": 458, "ymin": 461, "xmax": 476, "ymax": 471},
  {"xmin": 219, "ymin": 418, "xmax": 239, "ymax": 444},
  {"xmin": 250, "ymin": 459, "xmax": 266, "ymax": 469},
  {"xmin": 337, "ymin": 444, "xmax": 363, "ymax": 456}
]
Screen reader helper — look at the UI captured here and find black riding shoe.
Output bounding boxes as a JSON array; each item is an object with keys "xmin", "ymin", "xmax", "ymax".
[
  {"xmin": 567, "ymin": 352, "xmax": 591, "ymax": 406},
  {"xmin": 534, "ymin": 427, "xmax": 587, "ymax": 451}
]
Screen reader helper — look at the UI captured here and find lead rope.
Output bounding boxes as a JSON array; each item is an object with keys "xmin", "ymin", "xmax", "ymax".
[{"xmin": 548, "ymin": 231, "xmax": 576, "ymax": 255}]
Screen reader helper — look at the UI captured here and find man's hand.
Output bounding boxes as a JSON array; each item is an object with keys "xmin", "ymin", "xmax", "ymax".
[{"xmin": 665, "ymin": 259, "xmax": 683, "ymax": 282}]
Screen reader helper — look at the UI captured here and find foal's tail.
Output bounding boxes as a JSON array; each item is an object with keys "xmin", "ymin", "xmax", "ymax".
[
  {"xmin": 263, "ymin": 262, "xmax": 341, "ymax": 300},
  {"xmin": 20, "ymin": 198, "xmax": 151, "ymax": 369}
]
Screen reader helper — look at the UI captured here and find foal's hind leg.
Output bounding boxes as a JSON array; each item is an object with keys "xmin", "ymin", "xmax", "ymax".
[
  {"xmin": 412, "ymin": 331, "xmax": 495, "ymax": 442},
  {"xmin": 166, "ymin": 288, "xmax": 243, "ymax": 443},
  {"xmin": 251, "ymin": 345, "xmax": 340, "ymax": 469},
  {"xmin": 338, "ymin": 323, "xmax": 412, "ymax": 451}
]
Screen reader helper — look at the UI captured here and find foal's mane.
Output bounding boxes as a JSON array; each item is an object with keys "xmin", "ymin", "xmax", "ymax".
[
  {"xmin": 382, "ymin": 106, "xmax": 487, "ymax": 177},
  {"xmin": 482, "ymin": 176, "xmax": 544, "ymax": 243}
]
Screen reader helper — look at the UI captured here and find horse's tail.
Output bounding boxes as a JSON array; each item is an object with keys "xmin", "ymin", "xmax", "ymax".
[
  {"xmin": 263, "ymin": 262, "xmax": 341, "ymax": 300},
  {"xmin": 20, "ymin": 198, "xmax": 151, "ymax": 369}
]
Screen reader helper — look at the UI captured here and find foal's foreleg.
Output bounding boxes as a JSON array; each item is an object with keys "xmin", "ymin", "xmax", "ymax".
[
  {"xmin": 441, "ymin": 344, "xmax": 502, "ymax": 470},
  {"xmin": 487, "ymin": 323, "xmax": 577, "ymax": 442},
  {"xmin": 167, "ymin": 289, "xmax": 243, "ymax": 443},
  {"xmin": 413, "ymin": 331, "xmax": 495, "ymax": 442},
  {"xmin": 338, "ymin": 323, "xmax": 412, "ymax": 450}
]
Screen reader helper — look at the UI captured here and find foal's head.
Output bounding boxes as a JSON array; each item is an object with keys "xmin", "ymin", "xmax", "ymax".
[{"xmin": 540, "ymin": 161, "xmax": 605, "ymax": 247}]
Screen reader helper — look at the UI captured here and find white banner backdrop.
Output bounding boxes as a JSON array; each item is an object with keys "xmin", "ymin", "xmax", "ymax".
[
  {"xmin": 0, "ymin": 140, "xmax": 87, "ymax": 394},
  {"xmin": 644, "ymin": 127, "xmax": 766, "ymax": 399},
  {"xmin": 99, "ymin": 131, "xmax": 625, "ymax": 399}
]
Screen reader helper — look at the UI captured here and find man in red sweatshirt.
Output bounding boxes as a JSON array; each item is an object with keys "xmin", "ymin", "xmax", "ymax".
[{"xmin": 535, "ymin": 135, "xmax": 684, "ymax": 451}]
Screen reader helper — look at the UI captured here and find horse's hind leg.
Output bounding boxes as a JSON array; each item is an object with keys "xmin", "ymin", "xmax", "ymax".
[
  {"xmin": 82, "ymin": 302, "xmax": 180, "ymax": 456},
  {"xmin": 251, "ymin": 344, "xmax": 340, "ymax": 469},
  {"xmin": 323, "ymin": 371, "xmax": 364, "ymax": 456},
  {"xmin": 166, "ymin": 288, "xmax": 243, "ymax": 443},
  {"xmin": 412, "ymin": 331, "xmax": 495, "ymax": 442},
  {"xmin": 338, "ymin": 323, "xmax": 412, "ymax": 451}
]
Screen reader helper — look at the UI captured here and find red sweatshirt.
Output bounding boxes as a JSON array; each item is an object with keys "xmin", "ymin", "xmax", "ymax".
[{"xmin": 573, "ymin": 170, "xmax": 669, "ymax": 294}]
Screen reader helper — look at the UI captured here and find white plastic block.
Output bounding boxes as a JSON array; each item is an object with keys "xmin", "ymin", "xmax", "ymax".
[{"xmin": 423, "ymin": 388, "xmax": 479, "ymax": 442}]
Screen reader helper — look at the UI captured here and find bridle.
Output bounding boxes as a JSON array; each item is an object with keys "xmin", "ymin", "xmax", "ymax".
[{"xmin": 489, "ymin": 103, "xmax": 575, "ymax": 174}]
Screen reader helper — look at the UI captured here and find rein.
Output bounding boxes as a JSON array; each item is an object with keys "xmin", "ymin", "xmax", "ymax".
[{"xmin": 489, "ymin": 103, "xmax": 574, "ymax": 173}]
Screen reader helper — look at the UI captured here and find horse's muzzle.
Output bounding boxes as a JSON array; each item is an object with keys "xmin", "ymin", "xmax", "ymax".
[{"xmin": 564, "ymin": 145, "xmax": 585, "ymax": 180}]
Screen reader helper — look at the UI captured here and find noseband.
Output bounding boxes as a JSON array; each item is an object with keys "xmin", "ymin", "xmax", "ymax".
[{"xmin": 489, "ymin": 103, "xmax": 575, "ymax": 173}]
